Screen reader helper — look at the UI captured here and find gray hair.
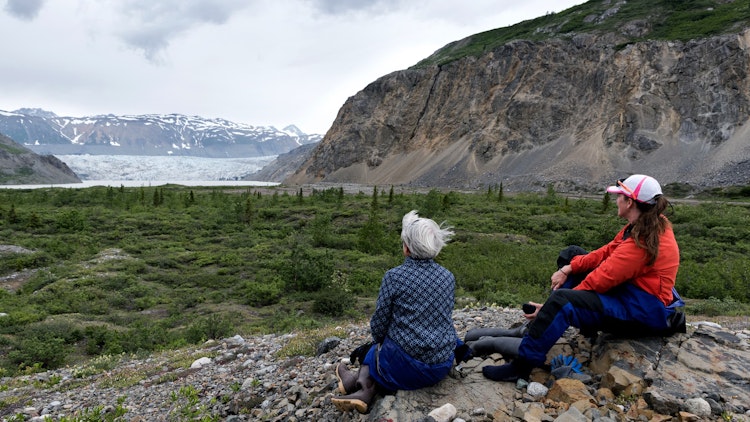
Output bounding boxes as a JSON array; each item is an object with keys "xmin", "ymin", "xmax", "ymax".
[{"xmin": 401, "ymin": 210, "xmax": 454, "ymax": 259}]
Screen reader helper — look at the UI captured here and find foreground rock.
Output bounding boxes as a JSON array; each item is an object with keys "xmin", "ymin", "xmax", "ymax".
[
  {"xmin": 367, "ymin": 314, "xmax": 750, "ymax": 422},
  {"xmin": 0, "ymin": 308, "xmax": 748, "ymax": 421}
]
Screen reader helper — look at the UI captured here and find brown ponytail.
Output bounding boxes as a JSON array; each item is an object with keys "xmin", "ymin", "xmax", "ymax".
[{"xmin": 631, "ymin": 196, "xmax": 670, "ymax": 265}]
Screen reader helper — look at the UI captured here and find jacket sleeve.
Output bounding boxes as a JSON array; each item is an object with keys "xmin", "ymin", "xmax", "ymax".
[
  {"xmin": 569, "ymin": 225, "xmax": 627, "ymax": 273},
  {"xmin": 370, "ymin": 272, "xmax": 395, "ymax": 343},
  {"xmin": 573, "ymin": 237, "xmax": 648, "ymax": 293}
]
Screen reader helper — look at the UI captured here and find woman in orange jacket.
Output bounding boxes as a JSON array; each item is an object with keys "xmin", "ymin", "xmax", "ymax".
[{"xmin": 483, "ymin": 174, "xmax": 684, "ymax": 382}]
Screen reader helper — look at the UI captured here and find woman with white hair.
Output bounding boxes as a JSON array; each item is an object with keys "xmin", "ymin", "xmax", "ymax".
[{"xmin": 332, "ymin": 210, "xmax": 459, "ymax": 414}]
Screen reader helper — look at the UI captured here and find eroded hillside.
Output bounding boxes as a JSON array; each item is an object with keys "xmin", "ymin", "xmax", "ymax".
[{"xmin": 286, "ymin": 0, "xmax": 750, "ymax": 192}]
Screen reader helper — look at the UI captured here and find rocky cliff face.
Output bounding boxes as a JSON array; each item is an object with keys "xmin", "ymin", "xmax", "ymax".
[
  {"xmin": 0, "ymin": 133, "xmax": 80, "ymax": 184},
  {"xmin": 287, "ymin": 28, "xmax": 750, "ymax": 192},
  {"xmin": 246, "ymin": 143, "xmax": 318, "ymax": 182}
]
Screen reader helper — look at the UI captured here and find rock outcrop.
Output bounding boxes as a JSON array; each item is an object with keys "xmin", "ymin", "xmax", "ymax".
[
  {"xmin": 364, "ymin": 314, "xmax": 750, "ymax": 421},
  {"xmin": 287, "ymin": 25, "xmax": 750, "ymax": 192},
  {"xmin": 1, "ymin": 308, "xmax": 747, "ymax": 421},
  {"xmin": 0, "ymin": 133, "xmax": 80, "ymax": 185},
  {"xmin": 247, "ymin": 143, "xmax": 318, "ymax": 182}
]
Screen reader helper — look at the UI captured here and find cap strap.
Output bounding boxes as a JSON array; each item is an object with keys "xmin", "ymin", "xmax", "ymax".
[{"xmin": 616, "ymin": 180, "xmax": 635, "ymax": 198}]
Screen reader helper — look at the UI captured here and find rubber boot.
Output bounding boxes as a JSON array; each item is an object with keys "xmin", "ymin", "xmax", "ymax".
[
  {"xmin": 467, "ymin": 336, "xmax": 522, "ymax": 358},
  {"xmin": 464, "ymin": 322, "xmax": 528, "ymax": 342},
  {"xmin": 335, "ymin": 362, "xmax": 359, "ymax": 394},
  {"xmin": 482, "ymin": 358, "xmax": 534, "ymax": 382},
  {"xmin": 331, "ymin": 364, "xmax": 377, "ymax": 414}
]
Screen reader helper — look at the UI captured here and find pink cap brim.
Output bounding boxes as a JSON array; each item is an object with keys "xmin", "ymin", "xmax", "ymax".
[{"xmin": 606, "ymin": 185, "xmax": 624, "ymax": 195}]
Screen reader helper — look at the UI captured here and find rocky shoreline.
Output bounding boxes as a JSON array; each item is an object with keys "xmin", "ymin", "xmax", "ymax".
[{"xmin": 1, "ymin": 307, "xmax": 749, "ymax": 422}]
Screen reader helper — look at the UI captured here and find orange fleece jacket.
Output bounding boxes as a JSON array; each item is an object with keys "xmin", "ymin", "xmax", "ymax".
[{"xmin": 570, "ymin": 222, "xmax": 680, "ymax": 306}]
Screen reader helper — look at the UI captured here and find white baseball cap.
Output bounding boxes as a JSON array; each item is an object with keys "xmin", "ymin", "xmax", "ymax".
[{"xmin": 606, "ymin": 174, "xmax": 662, "ymax": 205}]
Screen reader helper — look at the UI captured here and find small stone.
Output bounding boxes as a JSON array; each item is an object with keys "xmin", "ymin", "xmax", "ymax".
[
  {"xmin": 427, "ymin": 403, "xmax": 457, "ymax": 422},
  {"xmin": 190, "ymin": 357, "xmax": 212, "ymax": 368},
  {"xmin": 526, "ymin": 381, "xmax": 548, "ymax": 398},
  {"xmin": 469, "ymin": 407, "xmax": 486, "ymax": 416},
  {"xmin": 684, "ymin": 398, "xmax": 711, "ymax": 418},
  {"xmin": 316, "ymin": 337, "xmax": 341, "ymax": 356}
]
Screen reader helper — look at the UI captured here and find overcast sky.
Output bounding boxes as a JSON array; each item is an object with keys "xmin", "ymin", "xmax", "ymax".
[{"xmin": 0, "ymin": 0, "xmax": 585, "ymax": 134}]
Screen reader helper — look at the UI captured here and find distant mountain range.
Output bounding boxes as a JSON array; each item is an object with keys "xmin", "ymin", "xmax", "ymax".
[{"xmin": 0, "ymin": 108, "xmax": 322, "ymax": 158}]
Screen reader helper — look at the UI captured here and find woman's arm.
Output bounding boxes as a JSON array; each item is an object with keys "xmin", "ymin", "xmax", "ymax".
[
  {"xmin": 370, "ymin": 273, "xmax": 396, "ymax": 342},
  {"xmin": 574, "ymin": 239, "xmax": 647, "ymax": 293},
  {"xmin": 570, "ymin": 225, "xmax": 628, "ymax": 273}
]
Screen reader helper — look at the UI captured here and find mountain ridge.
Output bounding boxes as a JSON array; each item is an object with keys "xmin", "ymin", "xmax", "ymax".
[
  {"xmin": 0, "ymin": 109, "xmax": 322, "ymax": 158},
  {"xmin": 284, "ymin": 0, "xmax": 750, "ymax": 192},
  {"xmin": 415, "ymin": 0, "xmax": 750, "ymax": 68}
]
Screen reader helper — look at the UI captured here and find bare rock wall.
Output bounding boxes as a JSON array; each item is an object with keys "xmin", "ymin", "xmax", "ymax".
[{"xmin": 287, "ymin": 30, "xmax": 750, "ymax": 191}]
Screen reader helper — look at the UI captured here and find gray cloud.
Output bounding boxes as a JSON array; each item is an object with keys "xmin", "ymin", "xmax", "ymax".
[
  {"xmin": 0, "ymin": 0, "xmax": 587, "ymax": 133},
  {"xmin": 4, "ymin": 0, "xmax": 46, "ymax": 20},
  {"xmin": 309, "ymin": 0, "xmax": 401, "ymax": 15},
  {"xmin": 114, "ymin": 0, "xmax": 250, "ymax": 63}
]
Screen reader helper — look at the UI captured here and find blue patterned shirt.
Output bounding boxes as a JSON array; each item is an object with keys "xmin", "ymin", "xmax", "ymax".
[{"xmin": 370, "ymin": 256, "xmax": 458, "ymax": 364}]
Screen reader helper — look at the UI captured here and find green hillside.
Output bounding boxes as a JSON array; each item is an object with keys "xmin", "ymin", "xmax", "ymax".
[{"xmin": 415, "ymin": 0, "xmax": 750, "ymax": 67}]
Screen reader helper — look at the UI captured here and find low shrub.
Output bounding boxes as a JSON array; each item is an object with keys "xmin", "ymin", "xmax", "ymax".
[
  {"xmin": 243, "ymin": 278, "xmax": 283, "ymax": 307},
  {"xmin": 276, "ymin": 326, "xmax": 348, "ymax": 358},
  {"xmin": 312, "ymin": 287, "xmax": 352, "ymax": 317},
  {"xmin": 7, "ymin": 335, "xmax": 69, "ymax": 370},
  {"xmin": 184, "ymin": 314, "xmax": 234, "ymax": 344}
]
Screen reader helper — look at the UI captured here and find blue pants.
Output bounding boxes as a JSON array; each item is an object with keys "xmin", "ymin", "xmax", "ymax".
[
  {"xmin": 362, "ymin": 337, "xmax": 453, "ymax": 392},
  {"xmin": 518, "ymin": 285, "xmax": 674, "ymax": 366}
]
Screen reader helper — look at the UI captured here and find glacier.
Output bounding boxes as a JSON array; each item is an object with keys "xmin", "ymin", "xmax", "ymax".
[{"xmin": 57, "ymin": 154, "xmax": 277, "ymax": 181}]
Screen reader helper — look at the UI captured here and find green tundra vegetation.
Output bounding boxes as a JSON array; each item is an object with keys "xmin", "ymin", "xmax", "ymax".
[
  {"xmin": 415, "ymin": 0, "xmax": 750, "ymax": 68},
  {"xmin": 0, "ymin": 184, "xmax": 748, "ymax": 376}
]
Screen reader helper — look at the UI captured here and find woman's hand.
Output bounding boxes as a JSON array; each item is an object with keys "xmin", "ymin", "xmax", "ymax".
[
  {"xmin": 523, "ymin": 302, "xmax": 542, "ymax": 320},
  {"xmin": 550, "ymin": 265, "xmax": 570, "ymax": 290}
]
